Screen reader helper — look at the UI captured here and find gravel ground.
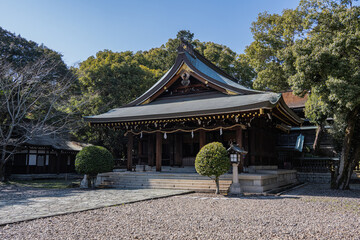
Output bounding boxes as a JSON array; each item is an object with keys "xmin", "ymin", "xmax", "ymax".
[{"xmin": 1, "ymin": 184, "xmax": 360, "ymax": 240}]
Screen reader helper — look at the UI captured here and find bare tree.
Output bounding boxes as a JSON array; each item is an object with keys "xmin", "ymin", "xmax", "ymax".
[{"xmin": 0, "ymin": 57, "xmax": 77, "ymax": 181}]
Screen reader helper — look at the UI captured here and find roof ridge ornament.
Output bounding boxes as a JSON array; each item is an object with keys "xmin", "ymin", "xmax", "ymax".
[{"xmin": 177, "ymin": 38, "xmax": 195, "ymax": 57}]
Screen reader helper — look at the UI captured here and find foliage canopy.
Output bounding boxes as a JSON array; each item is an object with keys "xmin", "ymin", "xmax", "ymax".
[
  {"xmin": 75, "ymin": 146, "xmax": 114, "ymax": 176},
  {"xmin": 245, "ymin": 0, "xmax": 360, "ymax": 189},
  {"xmin": 195, "ymin": 142, "xmax": 229, "ymax": 194},
  {"xmin": 195, "ymin": 142, "xmax": 230, "ymax": 178}
]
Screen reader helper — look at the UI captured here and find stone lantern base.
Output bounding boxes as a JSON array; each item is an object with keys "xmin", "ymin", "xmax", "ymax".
[{"xmin": 229, "ymin": 182, "xmax": 242, "ymax": 195}]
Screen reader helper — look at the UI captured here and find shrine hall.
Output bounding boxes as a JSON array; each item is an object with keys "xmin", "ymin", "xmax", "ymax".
[{"xmin": 84, "ymin": 40, "xmax": 302, "ymax": 174}]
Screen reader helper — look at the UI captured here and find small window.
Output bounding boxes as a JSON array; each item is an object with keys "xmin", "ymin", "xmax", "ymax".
[
  {"xmin": 45, "ymin": 155, "xmax": 49, "ymax": 166},
  {"xmin": 67, "ymin": 156, "xmax": 71, "ymax": 165},
  {"xmin": 29, "ymin": 155, "xmax": 37, "ymax": 166},
  {"xmin": 37, "ymin": 155, "xmax": 45, "ymax": 166}
]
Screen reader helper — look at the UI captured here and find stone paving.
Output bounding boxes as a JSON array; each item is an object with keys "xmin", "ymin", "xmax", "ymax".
[{"xmin": 0, "ymin": 184, "xmax": 191, "ymax": 225}]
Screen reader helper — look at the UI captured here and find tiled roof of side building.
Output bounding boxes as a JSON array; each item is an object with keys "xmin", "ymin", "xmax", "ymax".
[
  {"xmin": 25, "ymin": 135, "xmax": 91, "ymax": 151},
  {"xmin": 281, "ymin": 91, "xmax": 308, "ymax": 109}
]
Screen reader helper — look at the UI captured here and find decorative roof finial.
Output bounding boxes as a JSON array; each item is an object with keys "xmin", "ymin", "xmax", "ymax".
[{"xmin": 177, "ymin": 38, "xmax": 195, "ymax": 57}]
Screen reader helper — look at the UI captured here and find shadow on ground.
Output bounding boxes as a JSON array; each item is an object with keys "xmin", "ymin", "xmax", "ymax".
[
  {"xmin": 282, "ymin": 183, "xmax": 360, "ymax": 199},
  {"xmin": 0, "ymin": 183, "xmax": 89, "ymax": 209}
]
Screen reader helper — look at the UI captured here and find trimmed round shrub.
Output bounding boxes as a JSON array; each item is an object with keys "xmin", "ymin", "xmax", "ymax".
[
  {"xmin": 75, "ymin": 146, "xmax": 114, "ymax": 176},
  {"xmin": 195, "ymin": 142, "xmax": 230, "ymax": 194}
]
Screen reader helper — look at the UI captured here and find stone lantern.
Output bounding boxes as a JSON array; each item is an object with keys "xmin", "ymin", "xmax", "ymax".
[{"xmin": 227, "ymin": 144, "xmax": 248, "ymax": 195}]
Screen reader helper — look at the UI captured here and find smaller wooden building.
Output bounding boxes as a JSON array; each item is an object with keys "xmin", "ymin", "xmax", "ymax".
[
  {"xmin": 278, "ymin": 91, "xmax": 338, "ymax": 173},
  {"xmin": 8, "ymin": 135, "xmax": 89, "ymax": 175}
]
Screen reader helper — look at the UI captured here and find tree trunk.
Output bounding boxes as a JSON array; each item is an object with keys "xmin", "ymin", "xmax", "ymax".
[
  {"xmin": 332, "ymin": 107, "xmax": 359, "ymax": 189},
  {"xmin": 313, "ymin": 124, "xmax": 324, "ymax": 154},
  {"xmin": 87, "ymin": 175, "xmax": 92, "ymax": 188},
  {"xmin": 87, "ymin": 175, "xmax": 97, "ymax": 188},
  {"xmin": 0, "ymin": 147, "xmax": 7, "ymax": 182},
  {"xmin": 344, "ymin": 144, "xmax": 360, "ymax": 189},
  {"xmin": 215, "ymin": 177, "xmax": 220, "ymax": 194}
]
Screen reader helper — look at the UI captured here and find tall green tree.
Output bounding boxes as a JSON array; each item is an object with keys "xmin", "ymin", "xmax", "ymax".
[
  {"xmin": 136, "ymin": 31, "xmax": 256, "ymax": 87},
  {"xmin": 72, "ymin": 50, "xmax": 163, "ymax": 155},
  {"xmin": 245, "ymin": 9, "xmax": 304, "ymax": 92},
  {"xmin": 198, "ymin": 42, "xmax": 255, "ymax": 87},
  {"xmin": 0, "ymin": 27, "xmax": 68, "ymax": 75},
  {"xmin": 246, "ymin": 0, "xmax": 360, "ymax": 189},
  {"xmin": 291, "ymin": 0, "xmax": 360, "ymax": 189}
]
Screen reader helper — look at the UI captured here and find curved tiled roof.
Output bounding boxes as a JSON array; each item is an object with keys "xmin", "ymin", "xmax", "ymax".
[
  {"xmin": 184, "ymin": 52, "xmax": 256, "ymax": 92},
  {"xmin": 84, "ymin": 40, "xmax": 303, "ymax": 126},
  {"xmin": 126, "ymin": 41, "xmax": 260, "ymax": 106},
  {"xmin": 85, "ymin": 92, "xmax": 282, "ymax": 123}
]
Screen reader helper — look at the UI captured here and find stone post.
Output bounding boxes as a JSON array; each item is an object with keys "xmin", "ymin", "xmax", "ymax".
[{"xmin": 229, "ymin": 161, "xmax": 242, "ymax": 195}]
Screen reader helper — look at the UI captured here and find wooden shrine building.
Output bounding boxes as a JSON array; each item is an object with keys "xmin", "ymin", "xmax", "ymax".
[
  {"xmin": 85, "ymin": 40, "xmax": 302, "ymax": 172},
  {"xmin": 8, "ymin": 135, "xmax": 90, "ymax": 175}
]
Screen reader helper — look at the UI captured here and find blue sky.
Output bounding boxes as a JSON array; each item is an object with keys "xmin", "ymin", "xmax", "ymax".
[{"xmin": 0, "ymin": 0, "xmax": 300, "ymax": 66}]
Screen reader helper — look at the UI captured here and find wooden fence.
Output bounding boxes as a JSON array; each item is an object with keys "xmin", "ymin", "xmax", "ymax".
[{"xmin": 292, "ymin": 157, "xmax": 339, "ymax": 173}]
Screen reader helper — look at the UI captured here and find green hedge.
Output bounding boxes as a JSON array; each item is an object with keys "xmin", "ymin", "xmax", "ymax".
[{"xmin": 75, "ymin": 146, "xmax": 114, "ymax": 176}]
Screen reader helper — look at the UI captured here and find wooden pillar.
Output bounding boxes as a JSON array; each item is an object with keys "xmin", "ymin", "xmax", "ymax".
[
  {"xmin": 45, "ymin": 149, "xmax": 48, "ymax": 173},
  {"xmin": 147, "ymin": 135, "xmax": 154, "ymax": 167},
  {"xmin": 65, "ymin": 155, "xmax": 68, "ymax": 173},
  {"xmin": 236, "ymin": 127, "xmax": 243, "ymax": 148},
  {"xmin": 56, "ymin": 151, "xmax": 60, "ymax": 174},
  {"xmin": 26, "ymin": 147, "xmax": 30, "ymax": 174},
  {"xmin": 250, "ymin": 129, "xmax": 256, "ymax": 165},
  {"xmin": 51, "ymin": 154, "xmax": 56, "ymax": 173},
  {"xmin": 199, "ymin": 130, "xmax": 206, "ymax": 149},
  {"xmin": 169, "ymin": 135, "xmax": 174, "ymax": 166},
  {"xmin": 236, "ymin": 127, "xmax": 244, "ymax": 172},
  {"xmin": 174, "ymin": 133, "xmax": 183, "ymax": 166},
  {"xmin": 36, "ymin": 148, "xmax": 39, "ymax": 174},
  {"xmin": 156, "ymin": 132, "xmax": 162, "ymax": 171},
  {"xmin": 127, "ymin": 133, "xmax": 133, "ymax": 171},
  {"xmin": 259, "ymin": 128, "xmax": 263, "ymax": 165},
  {"xmin": 138, "ymin": 138, "xmax": 142, "ymax": 165}
]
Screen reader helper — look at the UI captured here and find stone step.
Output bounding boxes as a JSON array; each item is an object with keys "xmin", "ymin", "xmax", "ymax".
[
  {"xmin": 101, "ymin": 179, "xmax": 231, "ymax": 186},
  {"xmin": 101, "ymin": 173, "xmax": 232, "ymax": 178},
  {"xmin": 99, "ymin": 174, "xmax": 232, "ymax": 193},
  {"xmin": 105, "ymin": 185, "xmax": 228, "ymax": 193},
  {"xmin": 103, "ymin": 175, "xmax": 232, "ymax": 181},
  {"xmin": 99, "ymin": 183, "xmax": 229, "ymax": 190},
  {"xmin": 102, "ymin": 183, "xmax": 231, "ymax": 190},
  {"xmin": 105, "ymin": 177, "xmax": 223, "ymax": 181},
  {"xmin": 135, "ymin": 166, "xmax": 197, "ymax": 173},
  {"xmin": 103, "ymin": 182, "xmax": 230, "ymax": 188},
  {"xmin": 109, "ymin": 183, "xmax": 230, "ymax": 188},
  {"xmin": 98, "ymin": 169, "xmax": 299, "ymax": 193},
  {"xmin": 103, "ymin": 179, "xmax": 231, "ymax": 185},
  {"xmin": 107, "ymin": 179, "xmax": 229, "ymax": 184}
]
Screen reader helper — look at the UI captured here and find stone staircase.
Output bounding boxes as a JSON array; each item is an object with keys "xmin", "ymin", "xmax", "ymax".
[{"xmin": 97, "ymin": 172, "xmax": 232, "ymax": 193}]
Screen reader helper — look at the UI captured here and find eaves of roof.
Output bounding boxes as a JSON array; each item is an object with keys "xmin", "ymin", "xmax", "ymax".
[{"xmin": 84, "ymin": 92, "xmax": 281, "ymax": 123}]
